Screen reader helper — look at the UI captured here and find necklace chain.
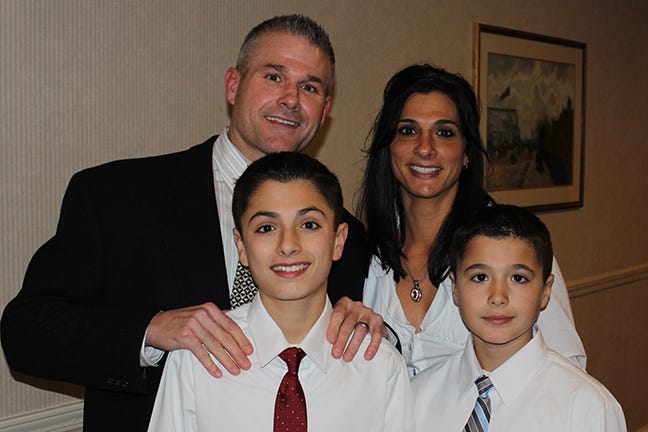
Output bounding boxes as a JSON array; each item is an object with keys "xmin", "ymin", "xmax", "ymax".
[{"xmin": 402, "ymin": 255, "xmax": 428, "ymax": 302}]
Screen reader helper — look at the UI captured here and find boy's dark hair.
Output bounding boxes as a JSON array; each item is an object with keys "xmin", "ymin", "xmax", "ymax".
[
  {"xmin": 236, "ymin": 14, "xmax": 335, "ymax": 92},
  {"xmin": 449, "ymin": 205, "xmax": 553, "ymax": 281},
  {"xmin": 232, "ymin": 152, "xmax": 344, "ymax": 234}
]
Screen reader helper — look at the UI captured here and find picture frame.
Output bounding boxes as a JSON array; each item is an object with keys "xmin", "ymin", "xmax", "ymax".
[{"xmin": 473, "ymin": 24, "xmax": 586, "ymax": 211}]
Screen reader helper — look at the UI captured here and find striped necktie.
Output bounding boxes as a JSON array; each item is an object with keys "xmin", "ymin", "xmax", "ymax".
[
  {"xmin": 464, "ymin": 375, "xmax": 495, "ymax": 432},
  {"xmin": 229, "ymin": 262, "xmax": 258, "ymax": 308}
]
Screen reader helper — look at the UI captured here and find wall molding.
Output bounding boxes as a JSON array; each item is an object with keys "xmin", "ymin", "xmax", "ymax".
[
  {"xmin": 0, "ymin": 402, "xmax": 83, "ymax": 432},
  {"xmin": 568, "ymin": 262, "xmax": 648, "ymax": 298}
]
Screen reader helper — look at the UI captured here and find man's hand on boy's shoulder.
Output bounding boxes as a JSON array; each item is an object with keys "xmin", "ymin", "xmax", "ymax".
[
  {"xmin": 327, "ymin": 297, "xmax": 386, "ymax": 361},
  {"xmin": 146, "ymin": 303, "xmax": 254, "ymax": 378}
]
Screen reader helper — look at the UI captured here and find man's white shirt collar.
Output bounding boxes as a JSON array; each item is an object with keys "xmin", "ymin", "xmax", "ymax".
[{"xmin": 212, "ymin": 127, "xmax": 250, "ymax": 188}]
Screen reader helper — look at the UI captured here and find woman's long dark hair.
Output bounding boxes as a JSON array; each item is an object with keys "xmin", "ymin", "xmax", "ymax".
[{"xmin": 356, "ymin": 64, "xmax": 492, "ymax": 286}]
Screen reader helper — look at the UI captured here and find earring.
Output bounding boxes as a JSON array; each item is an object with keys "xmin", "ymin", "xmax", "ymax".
[{"xmin": 463, "ymin": 161, "xmax": 469, "ymax": 170}]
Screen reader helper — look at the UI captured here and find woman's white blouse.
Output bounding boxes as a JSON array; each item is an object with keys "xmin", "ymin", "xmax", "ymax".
[{"xmin": 363, "ymin": 256, "xmax": 586, "ymax": 378}]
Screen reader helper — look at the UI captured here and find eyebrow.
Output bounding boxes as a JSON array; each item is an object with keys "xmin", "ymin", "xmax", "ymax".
[
  {"xmin": 263, "ymin": 64, "xmax": 325, "ymax": 86},
  {"xmin": 462, "ymin": 263, "xmax": 536, "ymax": 275},
  {"xmin": 247, "ymin": 206, "xmax": 328, "ymax": 223},
  {"xmin": 397, "ymin": 118, "xmax": 460, "ymax": 128}
]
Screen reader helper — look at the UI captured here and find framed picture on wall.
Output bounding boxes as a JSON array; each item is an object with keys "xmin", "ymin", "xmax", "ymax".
[{"xmin": 473, "ymin": 24, "xmax": 586, "ymax": 211}]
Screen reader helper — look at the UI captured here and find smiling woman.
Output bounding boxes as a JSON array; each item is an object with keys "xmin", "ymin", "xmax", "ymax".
[{"xmin": 357, "ymin": 64, "xmax": 586, "ymax": 378}]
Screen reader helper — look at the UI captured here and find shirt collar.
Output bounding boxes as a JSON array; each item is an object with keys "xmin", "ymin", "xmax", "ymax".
[
  {"xmin": 458, "ymin": 326, "xmax": 549, "ymax": 405},
  {"xmin": 212, "ymin": 127, "xmax": 250, "ymax": 188},
  {"xmin": 246, "ymin": 295, "xmax": 332, "ymax": 373}
]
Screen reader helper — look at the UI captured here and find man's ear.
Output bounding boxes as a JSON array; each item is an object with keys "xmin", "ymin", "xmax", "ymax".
[
  {"xmin": 319, "ymin": 95, "xmax": 333, "ymax": 127},
  {"xmin": 332, "ymin": 222, "xmax": 348, "ymax": 261},
  {"xmin": 540, "ymin": 274, "xmax": 554, "ymax": 311},
  {"xmin": 450, "ymin": 271, "xmax": 459, "ymax": 306},
  {"xmin": 233, "ymin": 227, "xmax": 248, "ymax": 267},
  {"xmin": 225, "ymin": 67, "xmax": 241, "ymax": 106}
]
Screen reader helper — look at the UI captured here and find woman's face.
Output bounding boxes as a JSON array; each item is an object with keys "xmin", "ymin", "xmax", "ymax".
[{"xmin": 389, "ymin": 91, "xmax": 468, "ymax": 203}]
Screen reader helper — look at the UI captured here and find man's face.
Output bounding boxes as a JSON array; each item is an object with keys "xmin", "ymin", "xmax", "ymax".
[{"xmin": 225, "ymin": 32, "xmax": 333, "ymax": 161}]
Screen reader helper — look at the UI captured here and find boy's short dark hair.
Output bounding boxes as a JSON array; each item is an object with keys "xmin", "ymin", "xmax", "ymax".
[
  {"xmin": 449, "ymin": 204, "xmax": 553, "ymax": 281},
  {"xmin": 232, "ymin": 152, "xmax": 344, "ymax": 234}
]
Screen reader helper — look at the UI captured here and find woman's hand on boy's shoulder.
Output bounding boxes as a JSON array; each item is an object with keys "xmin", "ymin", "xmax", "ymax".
[{"xmin": 327, "ymin": 297, "xmax": 386, "ymax": 361}]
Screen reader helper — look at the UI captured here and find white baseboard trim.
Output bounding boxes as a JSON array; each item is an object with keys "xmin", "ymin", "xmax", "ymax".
[{"xmin": 0, "ymin": 402, "xmax": 83, "ymax": 432}]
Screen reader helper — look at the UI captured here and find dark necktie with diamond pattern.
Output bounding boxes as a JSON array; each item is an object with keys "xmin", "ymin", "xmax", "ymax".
[
  {"xmin": 274, "ymin": 347, "xmax": 307, "ymax": 432},
  {"xmin": 463, "ymin": 375, "xmax": 495, "ymax": 432},
  {"xmin": 229, "ymin": 262, "xmax": 258, "ymax": 308}
]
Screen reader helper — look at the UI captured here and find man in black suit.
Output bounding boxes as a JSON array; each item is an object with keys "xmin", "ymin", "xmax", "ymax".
[{"xmin": 1, "ymin": 15, "xmax": 379, "ymax": 431}]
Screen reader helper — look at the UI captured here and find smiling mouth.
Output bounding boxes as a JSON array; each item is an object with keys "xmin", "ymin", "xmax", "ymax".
[
  {"xmin": 271, "ymin": 263, "xmax": 310, "ymax": 272},
  {"xmin": 265, "ymin": 116, "xmax": 300, "ymax": 127},
  {"xmin": 409, "ymin": 165, "xmax": 441, "ymax": 174}
]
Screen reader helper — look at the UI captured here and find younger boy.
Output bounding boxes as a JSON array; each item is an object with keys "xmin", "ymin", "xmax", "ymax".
[
  {"xmin": 411, "ymin": 205, "xmax": 625, "ymax": 431},
  {"xmin": 148, "ymin": 152, "xmax": 414, "ymax": 431}
]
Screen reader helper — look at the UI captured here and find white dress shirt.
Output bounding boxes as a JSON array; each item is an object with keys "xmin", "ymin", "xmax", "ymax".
[
  {"xmin": 148, "ymin": 295, "xmax": 415, "ymax": 432},
  {"xmin": 211, "ymin": 128, "xmax": 250, "ymax": 289},
  {"xmin": 363, "ymin": 256, "xmax": 586, "ymax": 377},
  {"xmin": 411, "ymin": 329, "xmax": 626, "ymax": 431}
]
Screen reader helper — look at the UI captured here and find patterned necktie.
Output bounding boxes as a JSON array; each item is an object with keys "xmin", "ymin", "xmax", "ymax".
[
  {"xmin": 464, "ymin": 375, "xmax": 495, "ymax": 432},
  {"xmin": 274, "ymin": 348, "xmax": 307, "ymax": 432},
  {"xmin": 230, "ymin": 262, "xmax": 258, "ymax": 308}
]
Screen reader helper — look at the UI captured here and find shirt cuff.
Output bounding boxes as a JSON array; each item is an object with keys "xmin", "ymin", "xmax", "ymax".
[{"xmin": 140, "ymin": 325, "xmax": 165, "ymax": 367}]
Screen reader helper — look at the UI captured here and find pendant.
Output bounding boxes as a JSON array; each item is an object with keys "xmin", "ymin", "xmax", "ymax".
[{"xmin": 410, "ymin": 281, "xmax": 423, "ymax": 302}]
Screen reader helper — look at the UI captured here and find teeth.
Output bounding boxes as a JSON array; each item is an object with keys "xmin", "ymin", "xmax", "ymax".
[
  {"xmin": 410, "ymin": 165, "xmax": 441, "ymax": 174},
  {"xmin": 266, "ymin": 116, "xmax": 299, "ymax": 127},
  {"xmin": 272, "ymin": 263, "xmax": 309, "ymax": 272}
]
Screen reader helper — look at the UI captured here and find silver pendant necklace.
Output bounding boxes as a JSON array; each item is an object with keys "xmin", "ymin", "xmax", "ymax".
[{"xmin": 402, "ymin": 255, "xmax": 428, "ymax": 302}]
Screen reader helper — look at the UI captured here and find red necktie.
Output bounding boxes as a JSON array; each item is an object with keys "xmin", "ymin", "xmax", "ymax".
[{"xmin": 274, "ymin": 347, "xmax": 307, "ymax": 432}]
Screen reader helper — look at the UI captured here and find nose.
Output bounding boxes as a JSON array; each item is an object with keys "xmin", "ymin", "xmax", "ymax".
[
  {"xmin": 278, "ymin": 228, "xmax": 300, "ymax": 256},
  {"xmin": 278, "ymin": 85, "xmax": 301, "ymax": 111},
  {"xmin": 413, "ymin": 133, "xmax": 437, "ymax": 158},
  {"xmin": 488, "ymin": 280, "xmax": 509, "ymax": 307}
]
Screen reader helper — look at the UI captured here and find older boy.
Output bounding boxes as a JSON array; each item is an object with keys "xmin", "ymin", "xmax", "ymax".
[
  {"xmin": 148, "ymin": 152, "xmax": 413, "ymax": 432},
  {"xmin": 412, "ymin": 205, "xmax": 625, "ymax": 431}
]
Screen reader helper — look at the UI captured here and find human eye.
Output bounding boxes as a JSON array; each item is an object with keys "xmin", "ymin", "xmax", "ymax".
[
  {"xmin": 300, "ymin": 83, "xmax": 321, "ymax": 94},
  {"xmin": 469, "ymin": 273, "xmax": 489, "ymax": 283},
  {"xmin": 511, "ymin": 274, "xmax": 529, "ymax": 284},
  {"xmin": 264, "ymin": 73, "xmax": 281, "ymax": 83},
  {"xmin": 301, "ymin": 221, "xmax": 321, "ymax": 230},
  {"xmin": 397, "ymin": 125, "xmax": 417, "ymax": 136},
  {"xmin": 436, "ymin": 127, "xmax": 457, "ymax": 138},
  {"xmin": 255, "ymin": 224, "xmax": 275, "ymax": 234}
]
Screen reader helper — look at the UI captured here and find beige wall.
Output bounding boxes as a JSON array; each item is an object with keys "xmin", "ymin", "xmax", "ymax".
[{"xmin": 1, "ymin": 0, "xmax": 646, "ymax": 429}]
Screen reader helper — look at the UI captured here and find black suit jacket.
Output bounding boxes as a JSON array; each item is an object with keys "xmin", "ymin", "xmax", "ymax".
[{"xmin": 1, "ymin": 136, "xmax": 370, "ymax": 431}]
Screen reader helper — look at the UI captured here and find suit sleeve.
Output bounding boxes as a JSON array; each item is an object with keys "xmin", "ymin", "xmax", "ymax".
[
  {"xmin": 1, "ymin": 171, "xmax": 163, "ymax": 394},
  {"xmin": 326, "ymin": 210, "xmax": 371, "ymax": 304}
]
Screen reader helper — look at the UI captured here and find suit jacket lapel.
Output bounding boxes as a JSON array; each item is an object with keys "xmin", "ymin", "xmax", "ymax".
[{"xmin": 163, "ymin": 136, "xmax": 231, "ymax": 309}]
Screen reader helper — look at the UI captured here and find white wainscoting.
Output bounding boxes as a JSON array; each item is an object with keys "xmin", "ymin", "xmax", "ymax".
[{"xmin": 0, "ymin": 402, "xmax": 82, "ymax": 432}]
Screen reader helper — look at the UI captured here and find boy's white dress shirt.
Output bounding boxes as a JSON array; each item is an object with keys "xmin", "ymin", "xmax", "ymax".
[
  {"xmin": 363, "ymin": 256, "xmax": 586, "ymax": 377},
  {"xmin": 148, "ymin": 296, "xmax": 415, "ymax": 432},
  {"xmin": 411, "ymin": 329, "xmax": 625, "ymax": 431}
]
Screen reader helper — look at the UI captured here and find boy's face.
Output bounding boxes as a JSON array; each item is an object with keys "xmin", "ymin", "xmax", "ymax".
[
  {"xmin": 234, "ymin": 179, "xmax": 347, "ymax": 307},
  {"xmin": 451, "ymin": 235, "xmax": 553, "ymax": 365}
]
